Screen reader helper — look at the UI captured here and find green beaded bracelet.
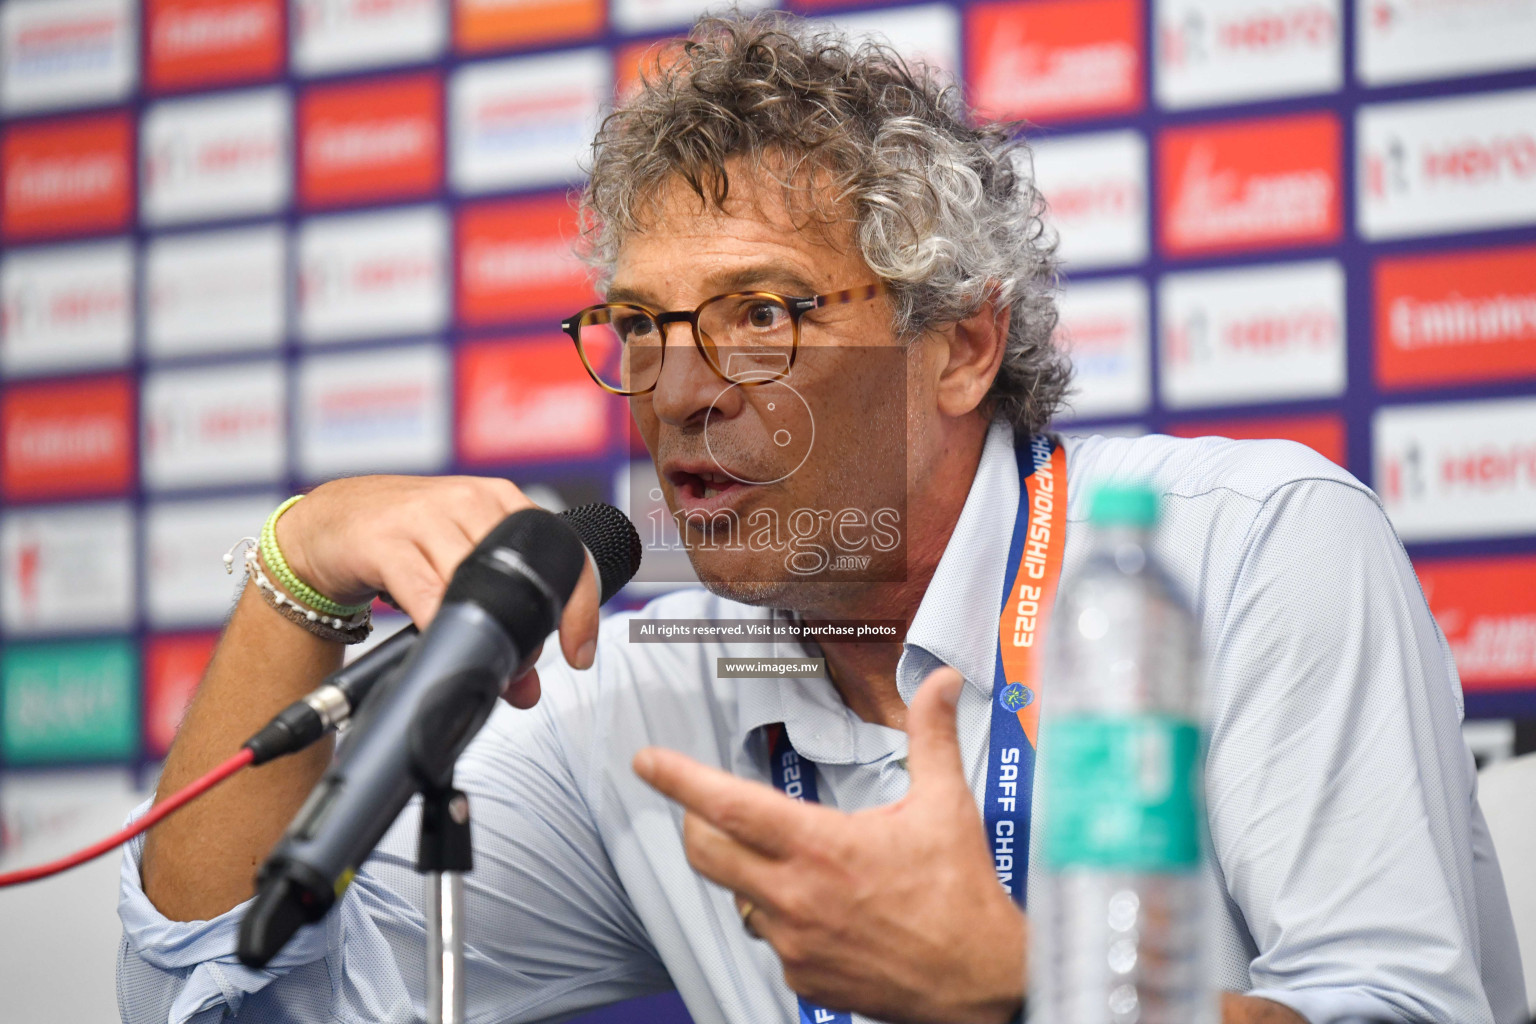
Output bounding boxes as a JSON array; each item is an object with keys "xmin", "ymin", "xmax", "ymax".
[{"xmin": 260, "ymin": 495, "xmax": 371, "ymax": 618}]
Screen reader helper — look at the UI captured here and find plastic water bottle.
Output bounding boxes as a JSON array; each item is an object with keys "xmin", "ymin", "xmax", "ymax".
[{"xmin": 1030, "ymin": 484, "xmax": 1213, "ymax": 1024}]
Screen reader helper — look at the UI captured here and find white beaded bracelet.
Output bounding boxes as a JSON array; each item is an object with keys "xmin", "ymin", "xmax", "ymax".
[{"xmin": 225, "ymin": 538, "xmax": 372, "ymax": 641}]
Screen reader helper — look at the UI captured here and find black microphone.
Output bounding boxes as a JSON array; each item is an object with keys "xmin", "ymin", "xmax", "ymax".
[
  {"xmin": 241, "ymin": 503, "xmax": 642, "ymax": 766},
  {"xmin": 237, "ymin": 504, "xmax": 640, "ymax": 968}
]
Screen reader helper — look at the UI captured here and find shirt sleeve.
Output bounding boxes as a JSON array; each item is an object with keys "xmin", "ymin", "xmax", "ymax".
[
  {"xmin": 117, "ymin": 656, "xmax": 672, "ymax": 1024},
  {"xmin": 1203, "ymin": 478, "xmax": 1517, "ymax": 1024}
]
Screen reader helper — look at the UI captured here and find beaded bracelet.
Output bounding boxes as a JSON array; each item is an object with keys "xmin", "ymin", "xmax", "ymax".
[
  {"xmin": 226, "ymin": 539, "xmax": 373, "ymax": 644},
  {"xmin": 258, "ymin": 496, "xmax": 371, "ymax": 619}
]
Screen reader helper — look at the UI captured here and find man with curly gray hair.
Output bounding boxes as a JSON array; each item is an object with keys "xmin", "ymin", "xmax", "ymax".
[{"xmin": 122, "ymin": 11, "xmax": 1523, "ymax": 1024}]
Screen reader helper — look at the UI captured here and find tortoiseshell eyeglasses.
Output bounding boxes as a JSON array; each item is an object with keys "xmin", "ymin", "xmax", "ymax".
[{"xmin": 561, "ymin": 282, "xmax": 886, "ymax": 396}]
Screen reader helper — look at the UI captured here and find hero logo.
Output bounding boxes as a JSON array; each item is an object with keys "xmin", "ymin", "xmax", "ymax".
[
  {"xmin": 146, "ymin": 224, "xmax": 285, "ymax": 358},
  {"xmin": 1417, "ymin": 556, "xmax": 1536, "ymax": 691},
  {"xmin": 2, "ymin": 113, "xmax": 132, "ymax": 241},
  {"xmin": 298, "ymin": 205, "xmax": 448, "ymax": 343},
  {"xmin": 1359, "ymin": 0, "xmax": 1536, "ymax": 86},
  {"xmin": 0, "ymin": 503, "xmax": 134, "ymax": 635},
  {"xmin": 457, "ymin": 194, "xmax": 593, "ymax": 325},
  {"xmin": 1, "ymin": 377, "xmax": 135, "ymax": 501},
  {"xmin": 1375, "ymin": 245, "xmax": 1536, "ymax": 389},
  {"xmin": 458, "ymin": 337, "xmax": 610, "ymax": 463},
  {"xmin": 0, "ymin": 0, "xmax": 136, "ymax": 113},
  {"xmin": 1160, "ymin": 112, "xmax": 1340, "ymax": 256},
  {"xmin": 1375, "ymin": 396, "xmax": 1536, "ymax": 542},
  {"xmin": 141, "ymin": 361, "xmax": 287, "ymax": 490},
  {"xmin": 141, "ymin": 86, "xmax": 290, "ymax": 225},
  {"xmin": 450, "ymin": 48, "xmax": 610, "ymax": 193},
  {"xmin": 146, "ymin": 495, "xmax": 275, "ymax": 627},
  {"xmin": 1, "ymin": 238, "xmax": 132, "ymax": 375},
  {"xmin": 298, "ymin": 344, "xmax": 450, "ymax": 478},
  {"xmin": 1156, "ymin": 0, "xmax": 1340, "ymax": 109},
  {"xmin": 300, "ymin": 73, "xmax": 442, "ymax": 207},
  {"xmin": 1030, "ymin": 130, "xmax": 1147, "ymax": 270},
  {"xmin": 1359, "ymin": 89, "xmax": 1536, "ymax": 240},
  {"xmin": 968, "ymin": 0, "xmax": 1141, "ymax": 123},
  {"xmin": 148, "ymin": 0, "xmax": 283, "ymax": 90},
  {"xmin": 1051, "ymin": 277, "xmax": 1149, "ymax": 421},
  {"xmin": 1160, "ymin": 259, "xmax": 1345, "ymax": 409},
  {"xmin": 293, "ymin": 0, "xmax": 446, "ymax": 76}
]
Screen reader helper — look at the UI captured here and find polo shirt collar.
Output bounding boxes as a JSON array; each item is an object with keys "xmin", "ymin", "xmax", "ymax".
[{"xmin": 896, "ymin": 418, "xmax": 1019, "ymax": 704}]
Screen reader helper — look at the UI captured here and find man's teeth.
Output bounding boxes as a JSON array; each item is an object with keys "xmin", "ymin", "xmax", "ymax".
[{"xmin": 696, "ymin": 471, "xmax": 732, "ymax": 499}]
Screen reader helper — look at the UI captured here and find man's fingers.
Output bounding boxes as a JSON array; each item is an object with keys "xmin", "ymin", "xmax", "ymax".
[
  {"xmin": 502, "ymin": 668, "xmax": 542, "ymax": 709},
  {"xmin": 449, "ymin": 482, "xmax": 518, "ymax": 549},
  {"xmin": 681, "ymin": 812, "xmax": 776, "ymax": 901},
  {"xmin": 408, "ymin": 518, "xmax": 477, "ymax": 586},
  {"xmin": 501, "ymin": 643, "xmax": 543, "ymax": 708},
  {"xmin": 905, "ymin": 667, "xmax": 969, "ymax": 800},
  {"xmin": 378, "ymin": 545, "xmax": 446, "ymax": 628},
  {"xmin": 634, "ymin": 747, "xmax": 823, "ymax": 857},
  {"xmin": 485, "ymin": 477, "xmax": 536, "ymax": 515},
  {"xmin": 558, "ymin": 557, "xmax": 601, "ymax": 670}
]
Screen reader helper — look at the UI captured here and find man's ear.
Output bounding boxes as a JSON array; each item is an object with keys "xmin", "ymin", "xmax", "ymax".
[{"xmin": 934, "ymin": 294, "xmax": 1011, "ymax": 419}]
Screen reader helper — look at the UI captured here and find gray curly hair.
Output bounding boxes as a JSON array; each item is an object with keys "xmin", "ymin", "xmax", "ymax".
[{"xmin": 577, "ymin": 11, "xmax": 1072, "ymax": 435}]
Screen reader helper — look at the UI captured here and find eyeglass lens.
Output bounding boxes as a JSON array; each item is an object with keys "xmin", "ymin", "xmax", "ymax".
[{"xmin": 576, "ymin": 294, "xmax": 796, "ymax": 393}]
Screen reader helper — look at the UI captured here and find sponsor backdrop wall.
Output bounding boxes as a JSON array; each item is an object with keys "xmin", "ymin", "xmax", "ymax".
[{"xmin": 1, "ymin": 0, "xmax": 1534, "ymax": 1018}]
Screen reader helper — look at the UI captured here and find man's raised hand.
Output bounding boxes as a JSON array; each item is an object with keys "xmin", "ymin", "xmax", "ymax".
[{"xmin": 634, "ymin": 667, "xmax": 1027, "ymax": 1024}]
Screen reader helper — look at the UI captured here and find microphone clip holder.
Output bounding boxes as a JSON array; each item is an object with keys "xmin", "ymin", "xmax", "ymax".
[{"xmin": 418, "ymin": 780, "xmax": 473, "ymax": 1024}]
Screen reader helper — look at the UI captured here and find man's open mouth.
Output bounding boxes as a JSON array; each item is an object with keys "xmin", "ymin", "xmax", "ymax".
[
  {"xmin": 662, "ymin": 463, "xmax": 767, "ymax": 521},
  {"xmin": 667, "ymin": 468, "xmax": 747, "ymax": 501}
]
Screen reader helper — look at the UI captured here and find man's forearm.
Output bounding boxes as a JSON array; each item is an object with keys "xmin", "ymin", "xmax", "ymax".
[
  {"xmin": 1223, "ymin": 993, "xmax": 1308, "ymax": 1024},
  {"xmin": 140, "ymin": 583, "xmax": 344, "ymax": 922}
]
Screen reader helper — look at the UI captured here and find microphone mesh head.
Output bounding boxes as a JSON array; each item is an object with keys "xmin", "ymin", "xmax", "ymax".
[{"xmin": 559, "ymin": 503, "xmax": 642, "ymax": 604}]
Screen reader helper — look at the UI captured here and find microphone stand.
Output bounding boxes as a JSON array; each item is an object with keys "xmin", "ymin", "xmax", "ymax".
[{"xmin": 417, "ymin": 781, "xmax": 472, "ymax": 1024}]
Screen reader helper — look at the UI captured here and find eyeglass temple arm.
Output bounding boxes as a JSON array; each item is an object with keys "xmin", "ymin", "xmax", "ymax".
[{"xmin": 810, "ymin": 282, "xmax": 886, "ymax": 310}]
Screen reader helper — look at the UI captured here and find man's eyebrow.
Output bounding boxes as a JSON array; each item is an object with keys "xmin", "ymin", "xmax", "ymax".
[
  {"xmin": 604, "ymin": 285, "xmax": 658, "ymax": 306},
  {"xmin": 706, "ymin": 263, "xmax": 821, "ymax": 296},
  {"xmin": 606, "ymin": 263, "xmax": 823, "ymax": 308}
]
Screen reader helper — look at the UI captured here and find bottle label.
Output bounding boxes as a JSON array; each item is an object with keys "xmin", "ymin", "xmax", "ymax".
[{"xmin": 1041, "ymin": 714, "xmax": 1202, "ymax": 871}]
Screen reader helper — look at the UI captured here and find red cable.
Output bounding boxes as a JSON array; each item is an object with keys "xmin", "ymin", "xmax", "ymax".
[{"xmin": 0, "ymin": 747, "xmax": 255, "ymax": 889}]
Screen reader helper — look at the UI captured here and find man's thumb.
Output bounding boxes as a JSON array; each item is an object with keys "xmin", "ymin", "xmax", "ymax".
[{"xmin": 906, "ymin": 666, "xmax": 967, "ymax": 797}]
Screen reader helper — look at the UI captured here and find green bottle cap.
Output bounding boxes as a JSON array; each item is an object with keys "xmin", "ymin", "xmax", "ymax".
[{"xmin": 1089, "ymin": 484, "xmax": 1159, "ymax": 527}]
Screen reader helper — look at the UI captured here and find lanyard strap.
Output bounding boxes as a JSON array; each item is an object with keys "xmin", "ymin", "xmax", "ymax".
[
  {"xmin": 767, "ymin": 728, "xmax": 849, "ymax": 1024},
  {"xmin": 764, "ymin": 434, "xmax": 1066, "ymax": 1024},
  {"xmin": 983, "ymin": 433, "xmax": 1066, "ymax": 907}
]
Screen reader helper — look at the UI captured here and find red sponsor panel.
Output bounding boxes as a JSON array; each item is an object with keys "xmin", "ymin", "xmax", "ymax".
[
  {"xmin": 143, "ymin": 632, "xmax": 219, "ymax": 758},
  {"xmin": 1, "ymin": 376, "xmax": 136, "ymax": 500},
  {"xmin": 1158, "ymin": 112, "xmax": 1341, "ymax": 257},
  {"xmin": 1, "ymin": 113, "xmax": 132, "ymax": 241},
  {"xmin": 457, "ymin": 336, "xmax": 612, "ymax": 463},
  {"xmin": 1375, "ymin": 244, "xmax": 1536, "ymax": 390},
  {"xmin": 1166, "ymin": 412, "xmax": 1346, "ymax": 467},
  {"xmin": 147, "ymin": 0, "xmax": 285, "ymax": 91},
  {"xmin": 1415, "ymin": 556, "xmax": 1536, "ymax": 692},
  {"xmin": 967, "ymin": 0, "xmax": 1143, "ymax": 123},
  {"xmin": 457, "ymin": 193, "xmax": 595, "ymax": 326},
  {"xmin": 299, "ymin": 73, "xmax": 443, "ymax": 209},
  {"xmin": 456, "ymin": 0, "xmax": 604, "ymax": 52}
]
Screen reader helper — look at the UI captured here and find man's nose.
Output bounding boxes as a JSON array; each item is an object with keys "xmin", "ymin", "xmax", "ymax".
[{"xmin": 650, "ymin": 321, "xmax": 743, "ymax": 427}]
